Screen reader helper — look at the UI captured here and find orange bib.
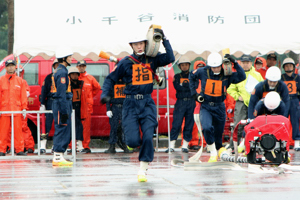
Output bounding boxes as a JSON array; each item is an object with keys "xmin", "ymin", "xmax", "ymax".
[
  {"xmin": 132, "ymin": 64, "xmax": 153, "ymax": 85},
  {"xmin": 284, "ymin": 81, "xmax": 297, "ymax": 94},
  {"xmin": 114, "ymin": 84, "xmax": 126, "ymax": 98},
  {"xmin": 204, "ymin": 79, "xmax": 222, "ymax": 97},
  {"xmin": 262, "ymin": 91, "xmax": 268, "ymax": 98},
  {"xmin": 72, "ymin": 88, "xmax": 81, "ymax": 102},
  {"xmin": 180, "ymin": 78, "xmax": 189, "ymax": 84}
]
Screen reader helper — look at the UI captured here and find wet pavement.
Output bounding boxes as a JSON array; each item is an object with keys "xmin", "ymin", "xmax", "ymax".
[{"xmin": 1, "ymin": 148, "xmax": 300, "ymax": 200}]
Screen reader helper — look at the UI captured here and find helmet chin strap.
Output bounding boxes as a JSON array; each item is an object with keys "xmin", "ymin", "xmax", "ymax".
[
  {"xmin": 63, "ymin": 57, "xmax": 71, "ymax": 66},
  {"xmin": 136, "ymin": 52, "xmax": 145, "ymax": 56},
  {"xmin": 285, "ymin": 70, "xmax": 293, "ymax": 73}
]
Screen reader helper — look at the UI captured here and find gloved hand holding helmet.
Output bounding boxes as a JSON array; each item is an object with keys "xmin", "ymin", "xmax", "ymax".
[{"xmin": 106, "ymin": 111, "xmax": 113, "ymax": 118}]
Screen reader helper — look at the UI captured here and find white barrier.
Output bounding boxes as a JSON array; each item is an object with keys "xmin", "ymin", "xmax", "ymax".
[{"xmin": 0, "ymin": 110, "xmax": 76, "ymax": 162}]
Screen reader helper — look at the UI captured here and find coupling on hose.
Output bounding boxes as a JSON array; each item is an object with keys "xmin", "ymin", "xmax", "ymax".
[{"xmin": 193, "ymin": 93, "xmax": 204, "ymax": 103}]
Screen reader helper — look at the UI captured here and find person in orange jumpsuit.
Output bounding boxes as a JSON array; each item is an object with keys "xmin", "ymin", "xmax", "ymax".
[
  {"xmin": 0, "ymin": 59, "xmax": 27, "ymax": 156},
  {"xmin": 7, "ymin": 65, "xmax": 35, "ymax": 153},
  {"xmin": 77, "ymin": 60, "xmax": 101, "ymax": 153}
]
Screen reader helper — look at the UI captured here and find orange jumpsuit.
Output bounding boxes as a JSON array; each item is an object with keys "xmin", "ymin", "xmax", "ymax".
[
  {"xmin": 0, "ymin": 73, "xmax": 27, "ymax": 153},
  {"xmin": 22, "ymin": 80, "xmax": 35, "ymax": 150},
  {"xmin": 7, "ymin": 80, "xmax": 35, "ymax": 151},
  {"xmin": 78, "ymin": 72, "xmax": 100, "ymax": 149}
]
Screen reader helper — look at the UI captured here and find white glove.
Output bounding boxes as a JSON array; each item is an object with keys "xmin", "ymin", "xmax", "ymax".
[
  {"xmin": 106, "ymin": 111, "xmax": 113, "ymax": 118},
  {"xmin": 22, "ymin": 109, "xmax": 26, "ymax": 119},
  {"xmin": 227, "ymin": 109, "xmax": 233, "ymax": 113},
  {"xmin": 26, "ymin": 91, "xmax": 30, "ymax": 97},
  {"xmin": 40, "ymin": 104, "xmax": 46, "ymax": 111}
]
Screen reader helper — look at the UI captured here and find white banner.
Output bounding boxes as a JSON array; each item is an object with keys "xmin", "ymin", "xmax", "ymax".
[{"xmin": 14, "ymin": 0, "xmax": 300, "ymax": 61}]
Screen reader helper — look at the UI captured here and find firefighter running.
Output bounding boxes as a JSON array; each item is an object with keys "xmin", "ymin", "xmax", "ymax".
[
  {"xmin": 101, "ymin": 28, "xmax": 175, "ymax": 182},
  {"xmin": 189, "ymin": 53, "xmax": 246, "ymax": 162}
]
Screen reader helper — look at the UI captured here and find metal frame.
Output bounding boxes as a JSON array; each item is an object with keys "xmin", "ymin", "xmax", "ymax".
[{"xmin": 0, "ymin": 110, "xmax": 76, "ymax": 162}]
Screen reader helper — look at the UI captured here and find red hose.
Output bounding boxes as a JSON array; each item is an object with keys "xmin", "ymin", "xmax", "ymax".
[{"xmin": 232, "ymin": 121, "xmax": 242, "ymax": 142}]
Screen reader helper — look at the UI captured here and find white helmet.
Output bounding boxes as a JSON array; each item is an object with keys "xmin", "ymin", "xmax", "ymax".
[
  {"xmin": 207, "ymin": 53, "xmax": 222, "ymax": 67},
  {"xmin": 265, "ymin": 66, "xmax": 281, "ymax": 81},
  {"xmin": 264, "ymin": 91, "xmax": 281, "ymax": 110},
  {"xmin": 129, "ymin": 35, "xmax": 147, "ymax": 44},
  {"xmin": 56, "ymin": 46, "xmax": 73, "ymax": 59},
  {"xmin": 68, "ymin": 66, "xmax": 80, "ymax": 75},
  {"xmin": 178, "ymin": 56, "xmax": 191, "ymax": 65},
  {"xmin": 282, "ymin": 58, "xmax": 295, "ymax": 68}
]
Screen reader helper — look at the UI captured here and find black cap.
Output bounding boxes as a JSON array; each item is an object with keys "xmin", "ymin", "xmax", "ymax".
[
  {"xmin": 240, "ymin": 54, "xmax": 252, "ymax": 62},
  {"xmin": 255, "ymin": 59, "xmax": 263, "ymax": 64},
  {"xmin": 5, "ymin": 59, "xmax": 16, "ymax": 67},
  {"xmin": 267, "ymin": 53, "xmax": 277, "ymax": 60},
  {"xmin": 77, "ymin": 60, "xmax": 86, "ymax": 66}
]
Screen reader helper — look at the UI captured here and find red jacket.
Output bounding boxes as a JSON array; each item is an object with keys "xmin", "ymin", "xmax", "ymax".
[
  {"xmin": 78, "ymin": 72, "xmax": 101, "ymax": 113},
  {"xmin": 224, "ymin": 94, "xmax": 235, "ymax": 118},
  {"xmin": 254, "ymin": 57, "xmax": 267, "ymax": 79},
  {"xmin": 0, "ymin": 73, "xmax": 27, "ymax": 115}
]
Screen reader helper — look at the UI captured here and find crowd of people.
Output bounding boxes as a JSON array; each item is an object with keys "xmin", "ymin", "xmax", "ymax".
[{"xmin": 1, "ymin": 29, "xmax": 300, "ymax": 181}]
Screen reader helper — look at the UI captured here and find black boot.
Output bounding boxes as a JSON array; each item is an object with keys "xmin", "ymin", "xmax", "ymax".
[{"xmin": 104, "ymin": 144, "xmax": 116, "ymax": 153}]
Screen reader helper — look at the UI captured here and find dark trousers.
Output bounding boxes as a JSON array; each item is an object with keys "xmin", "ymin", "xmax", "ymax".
[
  {"xmin": 52, "ymin": 99, "xmax": 72, "ymax": 153},
  {"xmin": 200, "ymin": 102, "xmax": 226, "ymax": 150},
  {"xmin": 122, "ymin": 95, "xmax": 157, "ymax": 162},
  {"xmin": 170, "ymin": 99, "xmax": 195, "ymax": 142},
  {"xmin": 289, "ymin": 98, "xmax": 300, "ymax": 140},
  {"xmin": 45, "ymin": 99, "xmax": 54, "ymax": 135},
  {"xmin": 108, "ymin": 104, "xmax": 123, "ymax": 144}
]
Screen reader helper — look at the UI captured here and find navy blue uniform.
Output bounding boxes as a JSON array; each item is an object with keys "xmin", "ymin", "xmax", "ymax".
[
  {"xmin": 106, "ymin": 80, "xmax": 125, "ymax": 145},
  {"xmin": 189, "ymin": 63, "xmax": 246, "ymax": 150},
  {"xmin": 40, "ymin": 73, "xmax": 54, "ymax": 135},
  {"xmin": 70, "ymin": 80, "xmax": 84, "ymax": 141},
  {"xmin": 101, "ymin": 39, "xmax": 175, "ymax": 162},
  {"xmin": 282, "ymin": 73, "xmax": 300, "ymax": 140},
  {"xmin": 52, "ymin": 64, "xmax": 73, "ymax": 153},
  {"xmin": 248, "ymin": 80, "xmax": 290, "ymax": 119},
  {"xmin": 170, "ymin": 71, "xmax": 196, "ymax": 142},
  {"xmin": 254, "ymin": 100, "xmax": 286, "ymax": 116}
]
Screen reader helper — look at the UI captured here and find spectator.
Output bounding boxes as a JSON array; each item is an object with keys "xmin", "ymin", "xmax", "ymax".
[
  {"xmin": 254, "ymin": 57, "xmax": 267, "ymax": 79},
  {"xmin": 0, "ymin": 59, "xmax": 27, "ymax": 156},
  {"xmin": 77, "ymin": 60, "xmax": 101, "ymax": 153},
  {"xmin": 227, "ymin": 54, "xmax": 264, "ymax": 151}
]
